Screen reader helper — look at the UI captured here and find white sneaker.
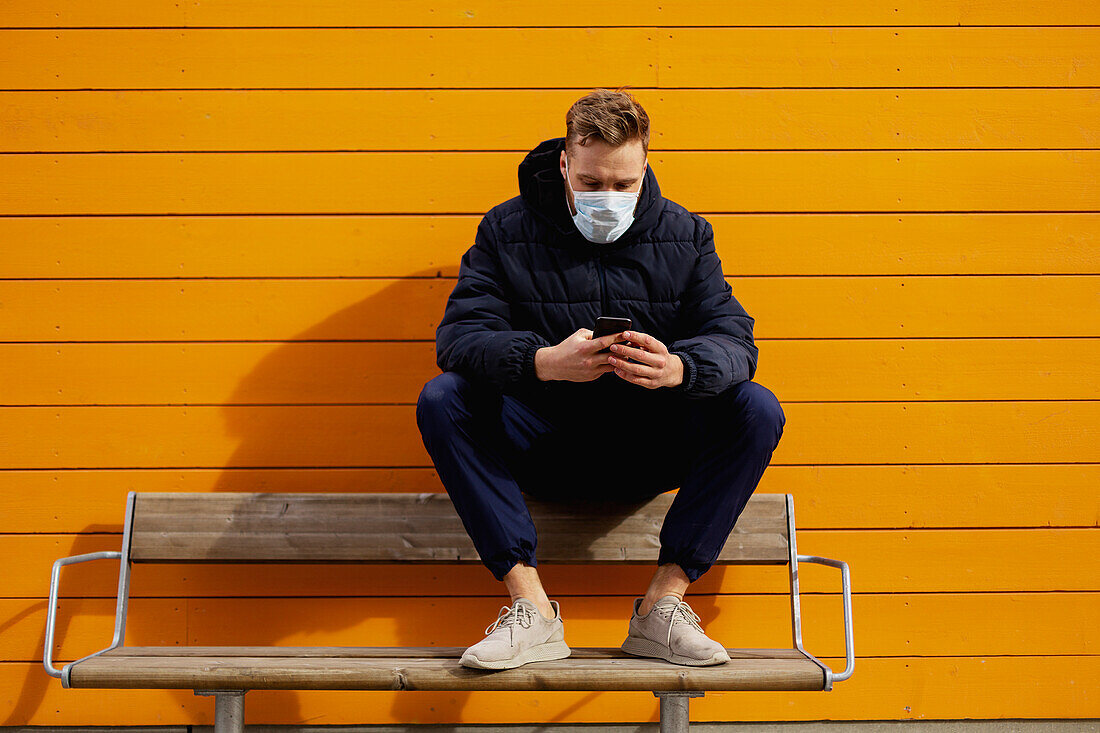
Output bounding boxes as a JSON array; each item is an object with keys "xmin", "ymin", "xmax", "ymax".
[
  {"xmin": 621, "ymin": 595, "xmax": 731, "ymax": 666},
  {"xmin": 459, "ymin": 597, "xmax": 571, "ymax": 670}
]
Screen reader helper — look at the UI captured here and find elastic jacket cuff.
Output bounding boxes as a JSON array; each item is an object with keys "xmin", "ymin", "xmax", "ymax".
[
  {"xmin": 521, "ymin": 341, "xmax": 544, "ymax": 384},
  {"xmin": 669, "ymin": 350, "xmax": 697, "ymax": 393}
]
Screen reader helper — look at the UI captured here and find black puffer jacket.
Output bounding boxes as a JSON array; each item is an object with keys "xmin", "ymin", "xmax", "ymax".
[{"xmin": 435, "ymin": 136, "xmax": 758, "ymax": 405}]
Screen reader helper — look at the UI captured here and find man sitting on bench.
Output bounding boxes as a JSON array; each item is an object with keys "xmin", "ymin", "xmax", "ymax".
[{"xmin": 416, "ymin": 88, "xmax": 786, "ymax": 671}]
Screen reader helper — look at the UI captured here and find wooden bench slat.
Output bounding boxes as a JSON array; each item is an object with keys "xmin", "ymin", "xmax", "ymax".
[
  {"xmin": 127, "ymin": 532, "xmax": 789, "ymax": 564},
  {"xmin": 68, "ymin": 646, "xmax": 825, "ymax": 692},
  {"xmin": 128, "ymin": 492, "xmax": 790, "ymax": 564},
  {"xmin": 98, "ymin": 645, "xmax": 811, "ymax": 660}
]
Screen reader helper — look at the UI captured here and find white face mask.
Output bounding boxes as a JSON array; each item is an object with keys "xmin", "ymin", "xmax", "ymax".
[{"xmin": 564, "ymin": 156, "xmax": 647, "ymax": 244}]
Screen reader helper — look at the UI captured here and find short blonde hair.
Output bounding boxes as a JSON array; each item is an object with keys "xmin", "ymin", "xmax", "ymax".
[{"xmin": 565, "ymin": 87, "xmax": 650, "ymax": 155}]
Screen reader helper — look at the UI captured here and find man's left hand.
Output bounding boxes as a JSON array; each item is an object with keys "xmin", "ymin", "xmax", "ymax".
[{"xmin": 607, "ymin": 330, "xmax": 684, "ymax": 389}]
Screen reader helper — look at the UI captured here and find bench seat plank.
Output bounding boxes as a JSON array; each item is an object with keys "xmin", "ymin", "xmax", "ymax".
[
  {"xmin": 68, "ymin": 646, "xmax": 826, "ymax": 692},
  {"xmin": 93, "ymin": 645, "xmax": 812, "ymax": 659}
]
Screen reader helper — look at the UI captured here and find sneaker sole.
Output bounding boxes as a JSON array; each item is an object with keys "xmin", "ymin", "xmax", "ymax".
[
  {"xmin": 460, "ymin": 639, "xmax": 572, "ymax": 670},
  {"xmin": 620, "ymin": 635, "xmax": 731, "ymax": 666}
]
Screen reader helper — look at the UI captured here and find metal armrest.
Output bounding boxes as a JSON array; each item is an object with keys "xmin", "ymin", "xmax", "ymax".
[
  {"xmin": 795, "ymin": 553, "xmax": 854, "ymax": 683},
  {"xmin": 44, "ymin": 551, "xmax": 124, "ymax": 681}
]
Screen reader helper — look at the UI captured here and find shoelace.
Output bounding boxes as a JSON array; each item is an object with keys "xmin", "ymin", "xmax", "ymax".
[
  {"xmin": 484, "ymin": 602, "xmax": 537, "ymax": 647},
  {"xmin": 651, "ymin": 599, "xmax": 704, "ymax": 650}
]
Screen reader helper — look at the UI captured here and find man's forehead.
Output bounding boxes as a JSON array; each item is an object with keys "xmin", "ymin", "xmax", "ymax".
[{"xmin": 564, "ymin": 140, "xmax": 647, "ymax": 179}]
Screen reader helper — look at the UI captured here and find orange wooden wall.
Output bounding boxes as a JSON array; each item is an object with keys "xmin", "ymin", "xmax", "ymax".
[{"xmin": 1, "ymin": 0, "xmax": 1098, "ymax": 726}]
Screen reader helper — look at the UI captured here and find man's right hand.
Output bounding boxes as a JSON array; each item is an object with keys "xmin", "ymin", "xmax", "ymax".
[{"xmin": 534, "ymin": 328, "xmax": 629, "ymax": 382}]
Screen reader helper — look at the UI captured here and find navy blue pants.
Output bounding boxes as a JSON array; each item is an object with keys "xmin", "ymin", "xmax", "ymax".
[{"xmin": 416, "ymin": 372, "xmax": 785, "ymax": 583}]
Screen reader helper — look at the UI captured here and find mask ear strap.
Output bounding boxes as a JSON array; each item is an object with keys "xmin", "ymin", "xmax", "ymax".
[{"xmin": 564, "ymin": 156, "xmax": 580, "ymax": 218}]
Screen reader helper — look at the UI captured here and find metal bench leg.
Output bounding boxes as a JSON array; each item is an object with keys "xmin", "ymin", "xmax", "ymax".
[
  {"xmin": 654, "ymin": 691, "xmax": 704, "ymax": 732},
  {"xmin": 195, "ymin": 690, "xmax": 246, "ymax": 733}
]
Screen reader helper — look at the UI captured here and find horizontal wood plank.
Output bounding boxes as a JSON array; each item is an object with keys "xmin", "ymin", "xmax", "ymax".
[
  {"xmin": 1, "ymin": 598, "xmax": 186, "ymax": 663},
  {"xmin": 5, "ymin": 1, "xmax": 1100, "ymax": 27},
  {"xmin": 96, "ymin": 646, "xmax": 811, "ymax": 660},
  {"xmin": 1, "ymin": 29, "xmax": 1097, "ymax": 90},
  {"xmin": 2, "ymin": 465, "xmax": 1096, "ymax": 532},
  {"xmin": 660, "ymin": 27, "xmax": 1100, "ymax": 88},
  {"xmin": 0, "ymin": 28, "xmax": 655, "ymax": 90},
  {"xmin": 127, "ymin": 492, "xmax": 790, "ymax": 564},
  {"xmin": 1, "ymin": 339, "xmax": 1095, "ymax": 405},
  {"xmin": 4, "ymin": 89, "xmax": 1099, "ymax": 152},
  {"xmin": 10, "ymin": 592, "xmax": 1093, "ymax": 663},
  {"xmin": 8, "ymin": 529, "xmax": 1097, "ymax": 597},
  {"xmin": 67, "ymin": 647, "xmax": 827, "ymax": 692},
  {"xmin": 1, "ymin": 656, "xmax": 1097, "ymax": 724},
  {"xmin": 0, "ymin": 402, "xmax": 1095, "ymax": 469},
  {"xmin": 4, "ymin": 151, "xmax": 1099, "ymax": 215},
  {"xmin": 173, "ymin": 591, "xmax": 1100, "ymax": 658},
  {"xmin": 2, "ymin": 277, "xmax": 1097, "ymax": 341},
  {"xmin": 3, "ymin": 214, "xmax": 1096, "ymax": 278}
]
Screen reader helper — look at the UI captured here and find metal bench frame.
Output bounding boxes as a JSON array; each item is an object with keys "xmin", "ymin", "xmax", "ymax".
[{"xmin": 44, "ymin": 492, "xmax": 853, "ymax": 733}]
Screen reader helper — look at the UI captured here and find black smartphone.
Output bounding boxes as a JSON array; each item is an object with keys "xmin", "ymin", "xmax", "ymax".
[{"xmin": 593, "ymin": 316, "xmax": 631, "ymax": 353}]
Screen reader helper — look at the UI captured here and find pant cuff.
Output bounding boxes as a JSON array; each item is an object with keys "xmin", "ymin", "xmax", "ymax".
[
  {"xmin": 485, "ymin": 547, "xmax": 537, "ymax": 582},
  {"xmin": 658, "ymin": 550, "xmax": 710, "ymax": 584}
]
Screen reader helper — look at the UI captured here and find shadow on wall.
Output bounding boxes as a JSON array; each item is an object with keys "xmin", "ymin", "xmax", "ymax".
[
  {"xmin": 5, "ymin": 526, "xmax": 125, "ymax": 726},
  {"xmin": 12, "ymin": 270, "xmax": 725, "ymax": 726},
  {"xmin": 192, "ymin": 269, "xmax": 479, "ymax": 724}
]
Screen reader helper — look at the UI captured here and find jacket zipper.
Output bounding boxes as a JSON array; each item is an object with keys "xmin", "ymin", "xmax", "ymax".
[{"xmin": 596, "ymin": 254, "xmax": 609, "ymax": 315}]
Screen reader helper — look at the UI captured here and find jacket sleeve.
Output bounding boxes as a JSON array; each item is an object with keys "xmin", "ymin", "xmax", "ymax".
[
  {"xmin": 666, "ymin": 217, "xmax": 759, "ymax": 398},
  {"xmin": 435, "ymin": 215, "xmax": 553, "ymax": 394}
]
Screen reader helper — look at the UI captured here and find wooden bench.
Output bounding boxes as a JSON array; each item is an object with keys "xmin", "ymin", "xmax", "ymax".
[{"xmin": 44, "ymin": 491, "xmax": 854, "ymax": 732}]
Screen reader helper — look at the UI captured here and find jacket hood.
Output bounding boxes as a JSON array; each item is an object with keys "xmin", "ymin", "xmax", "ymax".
[{"xmin": 517, "ymin": 136, "xmax": 664, "ymax": 246}]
